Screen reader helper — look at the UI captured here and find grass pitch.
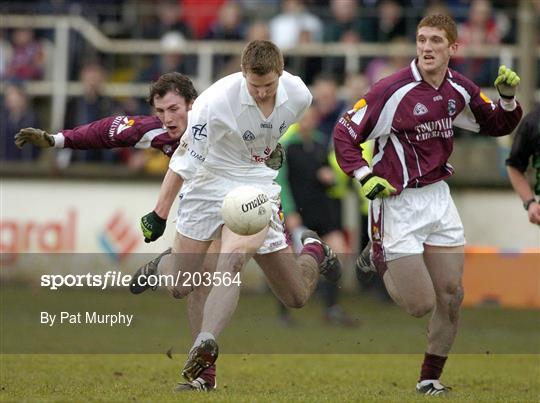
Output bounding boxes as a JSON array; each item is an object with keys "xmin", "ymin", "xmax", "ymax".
[
  {"xmin": 1, "ymin": 354, "xmax": 539, "ymax": 402},
  {"xmin": 1, "ymin": 287, "xmax": 539, "ymax": 401}
]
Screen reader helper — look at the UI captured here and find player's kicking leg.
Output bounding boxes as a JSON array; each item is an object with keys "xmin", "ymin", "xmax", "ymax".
[
  {"xmin": 180, "ymin": 225, "xmax": 268, "ymax": 382},
  {"xmin": 181, "ymin": 227, "xmax": 342, "ymax": 383},
  {"xmin": 176, "ymin": 242, "xmax": 220, "ymax": 392}
]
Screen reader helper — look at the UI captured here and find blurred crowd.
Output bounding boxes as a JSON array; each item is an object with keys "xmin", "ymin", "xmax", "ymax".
[{"xmin": 0, "ymin": 0, "xmax": 537, "ymax": 166}]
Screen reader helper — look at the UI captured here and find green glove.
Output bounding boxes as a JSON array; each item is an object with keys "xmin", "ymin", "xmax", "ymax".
[
  {"xmin": 494, "ymin": 65, "xmax": 520, "ymax": 99},
  {"xmin": 360, "ymin": 174, "xmax": 396, "ymax": 200},
  {"xmin": 265, "ymin": 143, "xmax": 285, "ymax": 170},
  {"xmin": 140, "ymin": 211, "xmax": 167, "ymax": 243},
  {"xmin": 14, "ymin": 128, "xmax": 55, "ymax": 149}
]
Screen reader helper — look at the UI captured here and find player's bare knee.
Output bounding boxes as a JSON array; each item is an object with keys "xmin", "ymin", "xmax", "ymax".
[
  {"xmin": 223, "ymin": 249, "xmax": 247, "ymax": 274},
  {"xmin": 406, "ymin": 300, "xmax": 434, "ymax": 318},
  {"xmin": 448, "ymin": 285, "xmax": 464, "ymax": 317},
  {"xmin": 282, "ymin": 293, "xmax": 307, "ymax": 309},
  {"xmin": 438, "ymin": 283, "xmax": 464, "ymax": 309}
]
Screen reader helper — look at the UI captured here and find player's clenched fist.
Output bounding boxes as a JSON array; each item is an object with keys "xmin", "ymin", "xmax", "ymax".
[
  {"xmin": 360, "ymin": 174, "xmax": 396, "ymax": 200},
  {"xmin": 494, "ymin": 65, "xmax": 520, "ymax": 99},
  {"xmin": 14, "ymin": 127, "xmax": 55, "ymax": 149},
  {"xmin": 140, "ymin": 211, "xmax": 167, "ymax": 243}
]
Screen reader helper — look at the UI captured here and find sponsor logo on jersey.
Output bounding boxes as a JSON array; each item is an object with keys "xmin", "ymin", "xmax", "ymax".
[
  {"xmin": 242, "ymin": 130, "xmax": 255, "ymax": 141},
  {"xmin": 260, "ymin": 122, "xmax": 272, "ymax": 129},
  {"xmin": 279, "ymin": 121, "xmax": 287, "ymax": 134},
  {"xmin": 353, "ymin": 98, "xmax": 367, "ymax": 111},
  {"xmin": 189, "ymin": 148, "xmax": 205, "ymax": 162},
  {"xmin": 108, "ymin": 116, "xmax": 134, "ymax": 138},
  {"xmin": 192, "ymin": 123, "xmax": 207, "ymax": 141},
  {"xmin": 264, "ymin": 146, "xmax": 271, "ymax": 155},
  {"xmin": 414, "ymin": 117, "xmax": 453, "ymax": 140},
  {"xmin": 433, "ymin": 95, "xmax": 443, "ymax": 102},
  {"xmin": 251, "ymin": 154, "xmax": 270, "ymax": 163},
  {"xmin": 177, "ymin": 139, "xmax": 188, "ymax": 155},
  {"xmin": 447, "ymin": 99, "xmax": 456, "ymax": 116},
  {"xmin": 117, "ymin": 118, "xmax": 135, "ymax": 134},
  {"xmin": 413, "ymin": 103, "xmax": 428, "ymax": 116},
  {"xmin": 338, "ymin": 116, "xmax": 357, "ymax": 140}
]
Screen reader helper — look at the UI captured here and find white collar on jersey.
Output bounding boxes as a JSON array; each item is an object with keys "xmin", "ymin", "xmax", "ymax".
[
  {"xmin": 240, "ymin": 74, "xmax": 289, "ymax": 108},
  {"xmin": 410, "ymin": 59, "xmax": 454, "ymax": 82}
]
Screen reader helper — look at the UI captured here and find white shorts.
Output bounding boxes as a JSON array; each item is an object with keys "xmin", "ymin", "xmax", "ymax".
[
  {"xmin": 176, "ymin": 166, "xmax": 288, "ymax": 254},
  {"xmin": 369, "ymin": 181, "xmax": 465, "ymax": 262}
]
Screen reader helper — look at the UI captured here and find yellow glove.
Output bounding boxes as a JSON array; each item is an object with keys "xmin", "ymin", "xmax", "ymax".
[
  {"xmin": 494, "ymin": 65, "xmax": 520, "ymax": 99},
  {"xmin": 360, "ymin": 174, "xmax": 396, "ymax": 200}
]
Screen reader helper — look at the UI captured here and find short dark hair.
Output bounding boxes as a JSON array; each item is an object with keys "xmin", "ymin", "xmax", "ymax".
[
  {"xmin": 241, "ymin": 40, "xmax": 284, "ymax": 76},
  {"xmin": 417, "ymin": 14, "xmax": 458, "ymax": 45},
  {"xmin": 147, "ymin": 72, "xmax": 198, "ymax": 106}
]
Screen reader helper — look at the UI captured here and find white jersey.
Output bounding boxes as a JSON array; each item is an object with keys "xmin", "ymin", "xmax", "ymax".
[{"xmin": 169, "ymin": 71, "xmax": 312, "ymax": 181}]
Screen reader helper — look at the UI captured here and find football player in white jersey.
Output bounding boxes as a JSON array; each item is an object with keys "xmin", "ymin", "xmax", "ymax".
[{"xmin": 134, "ymin": 40, "xmax": 341, "ymax": 392}]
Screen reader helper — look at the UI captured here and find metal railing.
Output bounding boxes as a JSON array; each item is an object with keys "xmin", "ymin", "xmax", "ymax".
[{"xmin": 2, "ymin": 6, "xmax": 538, "ymax": 131}]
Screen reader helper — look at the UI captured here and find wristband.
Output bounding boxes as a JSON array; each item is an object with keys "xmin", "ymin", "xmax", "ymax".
[{"xmin": 523, "ymin": 198, "xmax": 537, "ymax": 211}]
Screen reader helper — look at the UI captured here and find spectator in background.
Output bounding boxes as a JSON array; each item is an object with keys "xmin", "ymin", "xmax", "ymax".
[
  {"xmin": 321, "ymin": 0, "xmax": 368, "ymax": 81},
  {"xmin": 506, "ymin": 106, "xmax": 540, "ymax": 226},
  {"xmin": 0, "ymin": 31, "xmax": 13, "ymax": 79},
  {"xmin": 138, "ymin": 32, "xmax": 197, "ymax": 82},
  {"xmin": 205, "ymin": 1, "xmax": 245, "ymax": 40},
  {"xmin": 277, "ymin": 106, "xmax": 356, "ymax": 327},
  {"xmin": 365, "ymin": 37, "xmax": 410, "ymax": 86},
  {"xmin": 312, "ymin": 74, "xmax": 347, "ymax": 149},
  {"xmin": 212, "ymin": 20, "xmax": 271, "ymax": 79},
  {"xmin": 323, "ymin": 0, "xmax": 366, "ymax": 43},
  {"xmin": 0, "ymin": 83, "xmax": 40, "ymax": 161},
  {"xmin": 368, "ymin": 0, "xmax": 407, "ymax": 43},
  {"xmin": 269, "ymin": 0, "xmax": 322, "ymax": 49},
  {"xmin": 64, "ymin": 60, "xmax": 121, "ymax": 163},
  {"xmin": 245, "ymin": 20, "xmax": 270, "ymax": 41},
  {"xmin": 205, "ymin": 1, "xmax": 246, "ymax": 78},
  {"xmin": 455, "ymin": 0, "xmax": 501, "ymax": 86},
  {"xmin": 138, "ymin": 0, "xmax": 193, "ymax": 40},
  {"xmin": 6, "ymin": 28, "xmax": 44, "ymax": 80},
  {"xmin": 269, "ymin": 0, "xmax": 324, "ymax": 83},
  {"xmin": 181, "ymin": 0, "xmax": 226, "ymax": 39}
]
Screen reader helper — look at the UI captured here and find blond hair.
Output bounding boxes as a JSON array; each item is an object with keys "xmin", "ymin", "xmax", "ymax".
[{"xmin": 241, "ymin": 40, "xmax": 284, "ymax": 76}]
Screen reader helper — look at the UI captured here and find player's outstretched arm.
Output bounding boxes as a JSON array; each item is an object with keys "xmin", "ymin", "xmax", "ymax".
[
  {"xmin": 14, "ymin": 128, "xmax": 55, "ymax": 149},
  {"xmin": 141, "ymin": 168, "xmax": 184, "ymax": 243},
  {"xmin": 494, "ymin": 65, "xmax": 520, "ymax": 99}
]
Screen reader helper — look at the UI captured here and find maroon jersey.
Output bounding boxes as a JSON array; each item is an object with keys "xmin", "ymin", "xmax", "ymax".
[
  {"xmin": 334, "ymin": 60, "xmax": 523, "ymax": 193},
  {"xmin": 57, "ymin": 115, "xmax": 179, "ymax": 157}
]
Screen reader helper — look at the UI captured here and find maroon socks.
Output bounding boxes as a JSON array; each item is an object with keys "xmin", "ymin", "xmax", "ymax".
[
  {"xmin": 301, "ymin": 241, "xmax": 324, "ymax": 264},
  {"xmin": 419, "ymin": 352, "xmax": 447, "ymax": 381}
]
